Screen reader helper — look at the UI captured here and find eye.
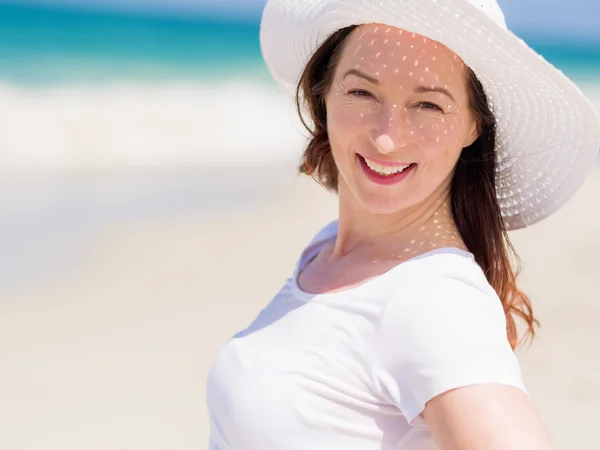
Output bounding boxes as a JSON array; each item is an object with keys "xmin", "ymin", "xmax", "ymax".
[
  {"xmin": 416, "ymin": 102, "xmax": 443, "ymax": 112},
  {"xmin": 347, "ymin": 89, "xmax": 374, "ymax": 99}
]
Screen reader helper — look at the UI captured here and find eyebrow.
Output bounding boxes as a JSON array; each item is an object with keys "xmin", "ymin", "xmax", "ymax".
[
  {"xmin": 343, "ymin": 69, "xmax": 380, "ymax": 85},
  {"xmin": 343, "ymin": 68, "xmax": 456, "ymax": 102},
  {"xmin": 414, "ymin": 86, "xmax": 455, "ymax": 102}
]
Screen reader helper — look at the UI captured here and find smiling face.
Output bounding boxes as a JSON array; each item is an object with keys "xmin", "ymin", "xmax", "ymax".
[{"xmin": 325, "ymin": 24, "xmax": 480, "ymax": 215}]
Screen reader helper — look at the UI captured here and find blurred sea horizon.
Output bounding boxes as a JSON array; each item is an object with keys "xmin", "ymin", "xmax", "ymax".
[
  {"xmin": 1, "ymin": 3, "xmax": 599, "ymax": 86},
  {"xmin": 0, "ymin": 3, "xmax": 599, "ymax": 171},
  {"xmin": 0, "ymin": 3, "xmax": 271, "ymax": 86}
]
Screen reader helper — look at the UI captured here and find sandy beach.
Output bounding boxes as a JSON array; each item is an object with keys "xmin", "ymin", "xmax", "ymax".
[{"xmin": 1, "ymin": 164, "xmax": 599, "ymax": 449}]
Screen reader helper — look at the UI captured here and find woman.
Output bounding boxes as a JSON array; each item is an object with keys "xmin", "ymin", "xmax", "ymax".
[{"xmin": 207, "ymin": 0, "xmax": 600, "ymax": 449}]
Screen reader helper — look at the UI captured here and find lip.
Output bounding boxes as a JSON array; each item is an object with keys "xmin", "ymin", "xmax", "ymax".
[
  {"xmin": 359, "ymin": 154, "xmax": 413, "ymax": 167},
  {"xmin": 357, "ymin": 154, "xmax": 416, "ymax": 186}
]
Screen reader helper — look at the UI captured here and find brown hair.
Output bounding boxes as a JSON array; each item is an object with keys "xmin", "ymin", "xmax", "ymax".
[{"xmin": 295, "ymin": 25, "xmax": 538, "ymax": 348}]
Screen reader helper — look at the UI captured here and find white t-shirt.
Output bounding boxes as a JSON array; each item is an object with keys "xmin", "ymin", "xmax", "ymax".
[{"xmin": 206, "ymin": 220, "xmax": 527, "ymax": 450}]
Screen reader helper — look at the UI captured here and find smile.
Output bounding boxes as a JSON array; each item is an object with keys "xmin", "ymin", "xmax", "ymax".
[{"xmin": 357, "ymin": 154, "xmax": 416, "ymax": 185}]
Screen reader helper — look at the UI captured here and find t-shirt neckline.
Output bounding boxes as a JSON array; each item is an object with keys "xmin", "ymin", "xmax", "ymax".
[{"xmin": 290, "ymin": 233, "xmax": 475, "ymax": 302}]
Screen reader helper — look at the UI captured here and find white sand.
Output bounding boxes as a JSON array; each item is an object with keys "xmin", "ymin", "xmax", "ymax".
[
  {"xmin": 0, "ymin": 81, "xmax": 306, "ymax": 171},
  {"xmin": 1, "ymin": 167, "xmax": 599, "ymax": 449}
]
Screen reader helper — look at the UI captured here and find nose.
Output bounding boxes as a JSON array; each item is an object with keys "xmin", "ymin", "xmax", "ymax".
[
  {"xmin": 373, "ymin": 134, "xmax": 395, "ymax": 153},
  {"xmin": 369, "ymin": 105, "xmax": 410, "ymax": 154}
]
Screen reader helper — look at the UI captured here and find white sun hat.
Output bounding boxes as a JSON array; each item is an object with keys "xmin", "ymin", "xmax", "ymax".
[{"xmin": 259, "ymin": 0, "xmax": 600, "ymax": 230}]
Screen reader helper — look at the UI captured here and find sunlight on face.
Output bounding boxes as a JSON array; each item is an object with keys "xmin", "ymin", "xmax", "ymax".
[{"xmin": 325, "ymin": 24, "xmax": 479, "ymax": 214}]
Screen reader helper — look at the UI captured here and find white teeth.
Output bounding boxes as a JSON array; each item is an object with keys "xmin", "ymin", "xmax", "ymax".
[{"xmin": 364, "ymin": 157, "xmax": 411, "ymax": 175}]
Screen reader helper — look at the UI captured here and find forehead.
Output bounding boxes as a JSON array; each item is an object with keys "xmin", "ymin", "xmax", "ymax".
[{"xmin": 338, "ymin": 23, "xmax": 465, "ymax": 84}]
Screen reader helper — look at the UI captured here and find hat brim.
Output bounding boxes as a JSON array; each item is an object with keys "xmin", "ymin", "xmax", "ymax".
[{"xmin": 260, "ymin": 0, "xmax": 600, "ymax": 230}]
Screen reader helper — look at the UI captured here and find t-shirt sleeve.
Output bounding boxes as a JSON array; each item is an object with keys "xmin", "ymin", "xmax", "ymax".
[{"xmin": 372, "ymin": 274, "xmax": 528, "ymax": 426}]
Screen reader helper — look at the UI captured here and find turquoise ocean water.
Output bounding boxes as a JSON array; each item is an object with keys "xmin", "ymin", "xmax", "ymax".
[
  {"xmin": 0, "ymin": 4, "xmax": 268, "ymax": 85},
  {"xmin": 0, "ymin": 3, "xmax": 599, "ymax": 86}
]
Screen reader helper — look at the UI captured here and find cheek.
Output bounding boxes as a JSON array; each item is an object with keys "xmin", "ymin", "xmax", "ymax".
[
  {"xmin": 329, "ymin": 102, "xmax": 375, "ymax": 130},
  {"xmin": 327, "ymin": 106, "xmax": 358, "ymax": 164},
  {"xmin": 417, "ymin": 120, "xmax": 467, "ymax": 170},
  {"xmin": 327, "ymin": 102, "xmax": 374, "ymax": 150},
  {"xmin": 416, "ymin": 116, "xmax": 465, "ymax": 148}
]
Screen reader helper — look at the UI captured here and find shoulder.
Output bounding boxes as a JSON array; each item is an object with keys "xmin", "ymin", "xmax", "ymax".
[
  {"xmin": 374, "ymin": 249, "xmax": 511, "ymax": 352},
  {"xmin": 386, "ymin": 253, "xmax": 508, "ymax": 338},
  {"xmin": 381, "ymin": 263, "xmax": 508, "ymax": 345},
  {"xmin": 396, "ymin": 249, "xmax": 499, "ymax": 309},
  {"xmin": 375, "ymin": 250, "xmax": 515, "ymax": 383},
  {"xmin": 373, "ymin": 252, "xmax": 525, "ymax": 425}
]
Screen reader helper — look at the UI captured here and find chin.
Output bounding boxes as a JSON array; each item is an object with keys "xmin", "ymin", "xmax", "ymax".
[{"xmin": 358, "ymin": 195, "xmax": 411, "ymax": 216}]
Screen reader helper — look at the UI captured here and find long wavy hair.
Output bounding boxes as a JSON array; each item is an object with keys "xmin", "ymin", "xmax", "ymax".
[{"xmin": 295, "ymin": 25, "xmax": 538, "ymax": 348}]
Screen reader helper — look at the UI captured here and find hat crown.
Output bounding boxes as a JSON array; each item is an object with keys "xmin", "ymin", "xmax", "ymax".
[{"xmin": 464, "ymin": 0, "xmax": 506, "ymax": 28}]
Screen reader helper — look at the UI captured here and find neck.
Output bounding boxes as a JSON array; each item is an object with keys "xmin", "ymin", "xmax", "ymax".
[{"xmin": 331, "ymin": 183, "xmax": 465, "ymax": 262}]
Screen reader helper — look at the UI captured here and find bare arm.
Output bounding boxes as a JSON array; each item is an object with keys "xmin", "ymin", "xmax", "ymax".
[{"xmin": 423, "ymin": 384, "xmax": 555, "ymax": 450}]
